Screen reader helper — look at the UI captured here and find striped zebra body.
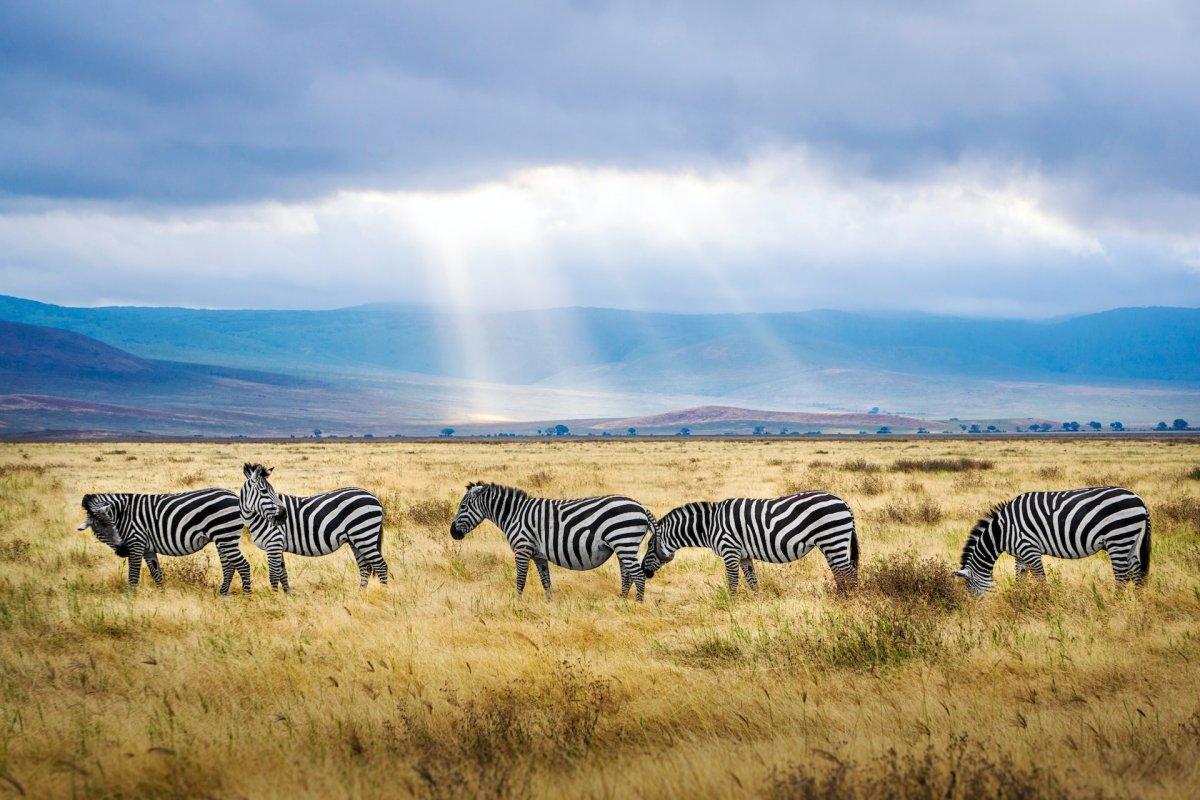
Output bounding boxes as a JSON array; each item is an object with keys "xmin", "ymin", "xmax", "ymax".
[
  {"xmin": 450, "ymin": 482, "xmax": 656, "ymax": 600},
  {"xmin": 641, "ymin": 492, "xmax": 859, "ymax": 592},
  {"xmin": 956, "ymin": 487, "xmax": 1150, "ymax": 595},
  {"xmin": 78, "ymin": 488, "xmax": 250, "ymax": 594},
  {"xmin": 240, "ymin": 464, "xmax": 387, "ymax": 591}
]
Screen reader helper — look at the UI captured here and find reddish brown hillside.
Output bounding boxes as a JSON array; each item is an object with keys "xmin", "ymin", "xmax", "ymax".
[{"xmin": 601, "ymin": 405, "xmax": 930, "ymax": 430}]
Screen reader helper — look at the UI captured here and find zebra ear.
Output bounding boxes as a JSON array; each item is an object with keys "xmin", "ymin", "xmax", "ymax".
[
  {"xmin": 243, "ymin": 463, "xmax": 253, "ymax": 478},
  {"xmin": 265, "ymin": 466, "xmax": 274, "ymax": 476}
]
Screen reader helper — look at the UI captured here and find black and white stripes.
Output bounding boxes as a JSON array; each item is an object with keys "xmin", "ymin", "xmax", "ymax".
[
  {"xmin": 78, "ymin": 488, "xmax": 251, "ymax": 594},
  {"xmin": 640, "ymin": 491, "xmax": 859, "ymax": 592},
  {"xmin": 955, "ymin": 487, "xmax": 1151, "ymax": 595},
  {"xmin": 451, "ymin": 482, "xmax": 656, "ymax": 600},
  {"xmin": 240, "ymin": 463, "xmax": 388, "ymax": 591}
]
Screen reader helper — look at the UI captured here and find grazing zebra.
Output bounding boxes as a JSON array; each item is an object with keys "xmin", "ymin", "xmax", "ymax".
[
  {"xmin": 955, "ymin": 487, "xmax": 1151, "ymax": 595},
  {"xmin": 77, "ymin": 488, "xmax": 251, "ymax": 594},
  {"xmin": 450, "ymin": 482, "xmax": 656, "ymax": 600},
  {"xmin": 640, "ymin": 492, "xmax": 859, "ymax": 593},
  {"xmin": 239, "ymin": 463, "xmax": 388, "ymax": 591}
]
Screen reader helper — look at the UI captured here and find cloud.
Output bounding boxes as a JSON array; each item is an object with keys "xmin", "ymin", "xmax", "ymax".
[
  {"xmin": 2, "ymin": 150, "xmax": 1196, "ymax": 315},
  {"xmin": 2, "ymin": 2, "xmax": 1200, "ymax": 315}
]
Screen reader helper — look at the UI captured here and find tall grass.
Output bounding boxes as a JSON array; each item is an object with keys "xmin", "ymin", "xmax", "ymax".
[{"xmin": 0, "ymin": 438, "xmax": 1198, "ymax": 798}]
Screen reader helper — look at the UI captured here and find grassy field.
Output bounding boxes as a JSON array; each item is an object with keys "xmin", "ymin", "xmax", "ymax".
[{"xmin": 1, "ymin": 439, "xmax": 1198, "ymax": 799}]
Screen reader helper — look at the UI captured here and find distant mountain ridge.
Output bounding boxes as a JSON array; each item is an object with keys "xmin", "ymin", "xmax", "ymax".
[{"xmin": 1, "ymin": 294, "xmax": 1197, "ymax": 427}]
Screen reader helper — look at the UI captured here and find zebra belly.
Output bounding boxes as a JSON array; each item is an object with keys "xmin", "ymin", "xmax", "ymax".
[
  {"xmin": 542, "ymin": 542, "xmax": 613, "ymax": 570},
  {"xmin": 150, "ymin": 531, "xmax": 210, "ymax": 557}
]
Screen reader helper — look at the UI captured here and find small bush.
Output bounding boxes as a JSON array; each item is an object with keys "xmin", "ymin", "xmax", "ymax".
[
  {"xmin": 876, "ymin": 497, "xmax": 944, "ymax": 525},
  {"xmin": 863, "ymin": 552, "xmax": 965, "ymax": 610},
  {"xmin": 525, "ymin": 470, "xmax": 554, "ymax": 489},
  {"xmin": 856, "ymin": 474, "xmax": 890, "ymax": 496},
  {"xmin": 167, "ymin": 553, "xmax": 211, "ymax": 587},
  {"xmin": 1186, "ymin": 466, "xmax": 1200, "ymax": 481},
  {"xmin": 408, "ymin": 499, "xmax": 456, "ymax": 529},
  {"xmin": 766, "ymin": 735, "xmax": 1104, "ymax": 800},
  {"xmin": 842, "ymin": 458, "xmax": 881, "ymax": 473},
  {"xmin": 1158, "ymin": 494, "xmax": 1199, "ymax": 528},
  {"xmin": 176, "ymin": 470, "xmax": 206, "ymax": 488},
  {"xmin": 891, "ymin": 457, "xmax": 993, "ymax": 473},
  {"xmin": 1037, "ymin": 465, "xmax": 1063, "ymax": 480}
]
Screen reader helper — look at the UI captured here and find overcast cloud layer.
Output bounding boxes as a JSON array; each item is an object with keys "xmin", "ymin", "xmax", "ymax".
[{"xmin": 2, "ymin": 1, "xmax": 1200, "ymax": 314}]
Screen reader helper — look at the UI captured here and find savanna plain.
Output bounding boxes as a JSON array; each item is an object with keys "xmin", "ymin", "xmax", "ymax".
[{"xmin": 1, "ymin": 438, "xmax": 1199, "ymax": 799}]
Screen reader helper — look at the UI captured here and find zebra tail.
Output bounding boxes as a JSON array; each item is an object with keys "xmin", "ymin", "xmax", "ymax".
[
  {"xmin": 849, "ymin": 522, "xmax": 860, "ymax": 570},
  {"xmin": 1139, "ymin": 512, "xmax": 1151, "ymax": 582}
]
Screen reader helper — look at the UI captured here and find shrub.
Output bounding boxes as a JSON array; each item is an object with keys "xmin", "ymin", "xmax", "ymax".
[
  {"xmin": 525, "ymin": 470, "xmax": 554, "ymax": 489},
  {"xmin": 862, "ymin": 552, "xmax": 965, "ymax": 610},
  {"xmin": 407, "ymin": 499, "xmax": 456, "ymax": 529},
  {"xmin": 166, "ymin": 553, "xmax": 211, "ymax": 587},
  {"xmin": 842, "ymin": 458, "xmax": 881, "ymax": 473},
  {"xmin": 856, "ymin": 474, "xmax": 890, "ymax": 496},
  {"xmin": 1157, "ymin": 495, "xmax": 1199, "ymax": 532},
  {"xmin": 876, "ymin": 497, "xmax": 944, "ymax": 525},
  {"xmin": 891, "ymin": 457, "xmax": 994, "ymax": 473},
  {"xmin": 765, "ymin": 735, "xmax": 1104, "ymax": 800}
]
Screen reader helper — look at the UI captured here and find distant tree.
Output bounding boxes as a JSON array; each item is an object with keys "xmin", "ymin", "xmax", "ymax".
[
  {"xmin": 363, "ymin": 433, "xmax": 374, "ymax": 438},
  {"xmin": 1014, "ymin": 426, "xmax": 1024, "ymax": 433},
  {"xmin": 753, "ymin": 425, "xmax": 766, "ymax": 435},
  {"xmin": 1173, "ymin": 418, "xmax": 1189, "ymax": 430},
  {"xmin": 986, "ymin": 425, "xmax": 999, "ymax": 433},
  {"xmin": 602, "ymin": 431, "xmax": 611, "ymax": 437},
  {"xmin": 917, "ymin": 428, "xmax": 930, "ymax": 435},
  {"xmin": 960, "ymin": 424, "xmax": 968, "ymax": 432},
  {"xmin": 440, "ymin": 427, "xmax": 455, "ymax": 437},
  {"xmin": 536, "ymin": 429, "xmax": 543, "ymax": 436},
  {"xmin": 969, "ymin": 424, "xmax": 982, "ymax": 433},
  {"xmin": 1062, "ymin": 421, "xmax": 1081, "ymax": 432},
  {"xmin": 1156, "ymin": 421, "xmax": 1169, "ymax": 431},
  {"xmin": 312, "ymin": 428, "xmax": 322, "ymax": 438},
  {"xmin": 780, "ymin": 426, "xmax": 790, "ymax": 436},
  {"xmin": 1110, "ymin": 421, "xmax": 1124, "ymax": 431},
  {"xmin": 1088, "ymin": 421, "xmax": 1102, "ymax": 431},
  {"xmin": 554, "ymin": 424, "xmax": 569, "ymax": 436},
  {"xmin": 876, "ymin": 426, "xmax": 891, "ymax": 435},
  {"xmin": 627, "ymin": 427, "xmax": 637, "ymax": 436},
  {"xmin": 678, "ymin": 427, "xmax": 692, "ymax": 436},
  {"xmin": 869, "ymin": 406, "xmax": 880, "ymax": 414}
]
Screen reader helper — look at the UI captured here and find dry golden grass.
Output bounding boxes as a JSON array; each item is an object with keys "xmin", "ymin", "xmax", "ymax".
[{"xmin": 1, "ymin": 438, "xmax": 1199, "ymax": 798}]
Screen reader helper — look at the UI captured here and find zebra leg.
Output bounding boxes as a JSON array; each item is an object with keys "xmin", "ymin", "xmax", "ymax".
[
  {"xmin": 615, "ymin": 549, "xmax": 645, "ymax": 601},
  {"xmin": 215, "ymin": 540, "xmax": 248, "ymax": 595},
  {"xmin": 721, "ymin": 553, "xmax": 741, "ymax": 595},
  {"xmin": 371, "ymin": 553, "xmax": 389, "ymax": 585},
  {"xmin": 351, "ymin": 546, "xmax": 372, "ymax": 589},
  {"xmin": 740, "ymin": 558, "xmax": 759, "ymax": 592},
  {"xmin": 268, "ymin": 549, "xmax": 290, "ymax": 593},
  {"xmin": 1018, "ymin": 551, "xmax": 1046, "ymax": 582},
  {"xmin": 514, "ymin": 550, "xmax": 531, "ymax": 596},
  {"xmin": 1107, "ymin": 544, "xmax": 1137, "ymax": 584},
  {"xmin": 126, "ymin": 544, "xmax": 145, "ymax": 590},
  {"xmin": 145, "ymin": 550, "xmax": 164, "ymax": 588},
  {"xmin": 817, "ymin": 541, "xmax": 858, "ymax": 591},
  {"xmin": 534, "ymin": 557, "xmax": 552, "ymax": 599}
]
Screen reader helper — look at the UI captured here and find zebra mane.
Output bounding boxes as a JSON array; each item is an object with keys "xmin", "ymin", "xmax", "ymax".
[
  {"xmin": 466, "ymin": 481, "xmax": 528, "ymax": 498},
  {"xmin": 960, "ymin": 501, "xmax": 1005, "ymax": 567}
]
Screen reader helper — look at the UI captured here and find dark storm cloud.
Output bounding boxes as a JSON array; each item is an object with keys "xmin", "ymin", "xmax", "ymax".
[{"xmin": 3, "ymin": 1, "xmax": 1198, "ymax": 205}]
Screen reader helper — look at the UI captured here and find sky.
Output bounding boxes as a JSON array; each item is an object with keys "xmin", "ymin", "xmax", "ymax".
[{"xmin": 3, "ymin": 1, "xmax": 1200, "ymax": 316}]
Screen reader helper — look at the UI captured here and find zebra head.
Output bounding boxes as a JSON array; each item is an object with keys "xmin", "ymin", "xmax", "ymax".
[
  {"xmin": 450, "ymin": 482, "xmax": 489, "ymax": 540},
  {"xmin": 79, "ymin": 494, "xmax": 128, "ymax": 556},
  {"xmin": 954, "ymin": 513, "xmax": 998, "ymax": 596},
  {"xmin": 241, "ymin": 463, "xmax": 287, "ymax": 527},
  {"xmin": 641, "ymin": 508, "xmax": 682, "ymax": 579}
]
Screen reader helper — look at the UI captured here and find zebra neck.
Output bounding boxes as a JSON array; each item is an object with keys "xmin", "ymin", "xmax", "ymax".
[
  {"xmin": 966, "ymin": 520, "xmax": 1002, "ymax": 574},
  {"xmin": 667, "ymin": 506, "xmax": 714, "ymax": 551},
  {"xmin": 482, "ymin": 489, "xmax": 525, "ymax": 537}
]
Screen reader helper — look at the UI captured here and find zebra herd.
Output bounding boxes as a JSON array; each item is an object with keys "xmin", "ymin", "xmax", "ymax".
[{"xmin": 78, "ymin": 465, "xmax": 1152, "ymax": 598}]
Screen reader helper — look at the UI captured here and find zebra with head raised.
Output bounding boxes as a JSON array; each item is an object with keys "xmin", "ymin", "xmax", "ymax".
[
  {"xmin": 450, "ymin": 482, "xmax": 656, "ymax": 600},
  {"xmin": 955, "ymin": 487, "xmax": 1151, "ymax": 595},
  {"xmin": 77, "ymin": 488, "xmax": 251, "ymax": 594},
  {"xmin": 239, "ymin": 463, "xmax": 388, "ymax": 591},
  {"xmin": 641, "ymin": 491, "xmax": 859, "ymax": 593}
]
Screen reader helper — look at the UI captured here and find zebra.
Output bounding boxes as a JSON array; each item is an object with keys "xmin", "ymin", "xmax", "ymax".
[
  {"xmin": 77, "ymin": 488, "xmax": 251, "ymax": 594},
  {"xmin": 955, "ymin": 487, "xmax": 1151, "ymax": 595},
  {"xmin": 450, "ymin": 482, "xmax": 656, "ymax": 600},
  {"xmin": 640, "ymin": 491, "xmax": 859, "ymax": 593},
  {"xmin": 239, "ymin": 463, "xmax": 388, "ymax": 591}
]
